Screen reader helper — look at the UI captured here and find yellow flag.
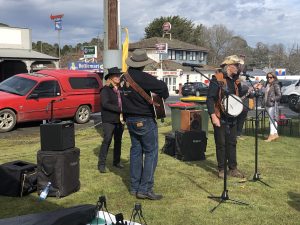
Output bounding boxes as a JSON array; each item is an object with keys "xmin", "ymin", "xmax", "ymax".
[{"xmin": 122, "ymin": 28, "xmax": 129, "ymax": 72}]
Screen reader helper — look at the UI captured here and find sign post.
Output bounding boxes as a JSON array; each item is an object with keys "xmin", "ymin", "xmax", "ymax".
[{"xmin": 50, "ymin": 14, "xmax": 64, "ymax": 67}]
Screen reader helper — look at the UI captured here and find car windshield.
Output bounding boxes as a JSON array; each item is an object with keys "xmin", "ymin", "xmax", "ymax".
[{"xmin": 0, "ymin": 76, "xmax": 37, "ymax": 96}]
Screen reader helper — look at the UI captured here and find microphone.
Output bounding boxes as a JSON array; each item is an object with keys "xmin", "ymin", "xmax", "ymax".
[
  {"xmin": 182, "ymin": 62, "xmax": 203, "ymax": 68},
  {"xmin": 240, "ymin": 66, "xmax": 255, "ymax": 78},
  {"xmin": 240, "ymin": 73, "xmax": 255, "ymax": 79}
]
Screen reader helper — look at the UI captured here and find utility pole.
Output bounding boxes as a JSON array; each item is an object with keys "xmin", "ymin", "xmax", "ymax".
[{"xmin": 103, "ymin": 0, "xmax": 122, "ymax": 75}]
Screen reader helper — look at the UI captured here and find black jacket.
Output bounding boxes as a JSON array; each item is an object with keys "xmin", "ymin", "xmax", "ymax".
[
  {"xmin": 121, "ymin": 68, "xmax": 169, "ymax": 118},
  {"xmin": 206, "ymin": 72, "xmax": 243, "ymax": 121},
  {"xmin": 100, "ymin": 85, "xmax": 121, "ymax": 123}
]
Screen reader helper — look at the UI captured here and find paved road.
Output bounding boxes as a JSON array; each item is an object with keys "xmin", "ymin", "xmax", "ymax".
[{"xmin": 0, "ymin": 95, "xmax": 297, "ymax": 138}]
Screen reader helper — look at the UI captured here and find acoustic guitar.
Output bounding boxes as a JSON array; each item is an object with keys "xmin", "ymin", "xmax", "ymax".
[{"xmin": 151, "ymin": 92, "xmax": 166, "ymax": 120}]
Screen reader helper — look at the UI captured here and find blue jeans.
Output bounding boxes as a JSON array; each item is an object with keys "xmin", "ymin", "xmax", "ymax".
[{"xmin": 126, "ymin": 117, "xmax": 158, "ymax": 194}]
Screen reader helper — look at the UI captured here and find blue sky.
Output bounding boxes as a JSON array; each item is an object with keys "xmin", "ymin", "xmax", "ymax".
[{"xmin": 0, "ymin": 0, "xmax": 299, "ymax": 48}]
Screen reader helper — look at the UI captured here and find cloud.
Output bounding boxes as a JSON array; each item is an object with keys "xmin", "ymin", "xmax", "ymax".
[{"xmin": 0, "ymin": 0, "xmax": 299, "ymax": 47}]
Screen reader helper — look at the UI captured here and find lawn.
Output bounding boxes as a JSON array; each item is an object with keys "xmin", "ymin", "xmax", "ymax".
[{"xmin": 0, "ymin": 119, "xmax": 299, "ymax": 225}]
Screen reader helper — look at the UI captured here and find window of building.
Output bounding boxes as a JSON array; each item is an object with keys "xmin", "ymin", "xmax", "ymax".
[
  {"xmin": 189, "ymin": 52, "xmax": 196, "ymax": 61},
  {"xmin": 200, "ymin": 52, "xmax": 204, "ymax": 61},
  {"xmin": 183, "ymin": 51, "xmax": 187, "ymax": 60},
  {"xmin": 178, "ymin": 51, "xmax": 183, "ymax": 60},
  {"xmin": 168, "ymin": 50, "xmax": 176, "ymax": 60}
]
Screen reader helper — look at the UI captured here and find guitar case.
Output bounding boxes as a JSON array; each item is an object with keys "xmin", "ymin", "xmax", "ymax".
[{"xmin": 0, "ymin": 204, "xmax": 96, "ymax": 225}]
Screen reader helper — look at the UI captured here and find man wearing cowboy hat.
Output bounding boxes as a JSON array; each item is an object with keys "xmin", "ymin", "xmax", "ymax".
[
  {"xmin": 98, "ymin": 67, "xmax": 124, "ymax": 173},
  {"xmin": 206, "ymin": 55, "xmax": 245, "ymax": 179},
  {"xmin": 122, "ymin": 49, "xmax": 169, "ymax": 200}
]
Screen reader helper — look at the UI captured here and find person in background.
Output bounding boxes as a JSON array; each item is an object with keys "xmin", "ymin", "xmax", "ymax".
[
  {"xmin": 236, "ymin": 76, "xmax": 253, "ymax": 139},
  {"xmin": 122, "ymin": 49, "xmax": 169, "ymax": 200},
  {"xmin": 255, "ymin": 72, "xmax": 281, "ymax": 142},
  {"xmin": 98, "ymin": 67, "xmax": 124, "ymax": 173},
  {"xmin": 206, "ymin": 55, "xmax": 245, "ymax": 179}
]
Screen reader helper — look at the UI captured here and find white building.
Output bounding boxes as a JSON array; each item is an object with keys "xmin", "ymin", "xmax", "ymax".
[
  {"xmin": 129, "ymin": 37, "xmax": 216, "ymax": 95},
  {"xmin": 0, "ymin": 23, "xmax": 59, "ymax": 81}
]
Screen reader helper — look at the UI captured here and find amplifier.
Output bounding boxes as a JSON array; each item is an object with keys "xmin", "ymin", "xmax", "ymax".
[
  {"xmin": 40, "ymin": 121, "xmax": 75, "ymax": 151},
  {"xmin": 175, "ymin": 130, "xmax": 207, "ymax": 161},
  {"xmin": 0, "ymin": 160, "xmax": 37, "ymax": 197},
  {"xmin": 180, "ymin": 110, "xmax": 202, "ymax": 132}
]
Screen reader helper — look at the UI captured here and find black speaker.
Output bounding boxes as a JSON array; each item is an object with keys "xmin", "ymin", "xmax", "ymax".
[
  {"xmin": 40, "ymin": 121, "xmax": 75, "ymax": 151},
  {"xmin": 0, "ymin": 160, "xmax": 37, "ymax": 197},
  {"xmin": 37, "ymin": 147, "xmax": 80, "ymax": 198},
  {"xmin": 161, "ymin": 132, "xmax": 176, "ymax": 156},
  {"xmin": 175, "ymin": 130, "xmax": 207, "ymax": 161}
]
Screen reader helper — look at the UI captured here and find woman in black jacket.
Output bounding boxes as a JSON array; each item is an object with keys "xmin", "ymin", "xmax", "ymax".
[{"xmin": 98, "ymin": 67, "xmax": 124, "ymax": 173}]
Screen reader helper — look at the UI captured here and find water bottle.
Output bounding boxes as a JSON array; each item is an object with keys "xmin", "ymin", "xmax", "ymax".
[{"xmin": 39, "ymin": 182, "xmax": 51, "ymax": 200}]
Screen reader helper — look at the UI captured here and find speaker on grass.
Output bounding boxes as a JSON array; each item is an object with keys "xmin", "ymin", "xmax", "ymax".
[
  {"xmin": 37, "ymin": 147, "xmax": 80, "ymax": 198},
  {"xmin": 180, "ymin": 110, "xmax": 202, "ymax": 131},
  {"xmin": 0, "ymin": 160, "xmax": 37, "ymax": 197},
  {"xmin": 175, "ymin": 130, "xmax": 206, "ymax": 161},
  {"xmin": 161, "ymin": 132, "xmax": 176, "ymax": 156},
  {"xmin": 40, "ymin": 121, "xmax": 75, "ymax": 151}
]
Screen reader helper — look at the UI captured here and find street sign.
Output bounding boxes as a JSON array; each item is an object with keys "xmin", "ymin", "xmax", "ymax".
[
  {"xmin": 68, "ymin": 61, "xmax": 103, "ymax": 72},
  {"xmin": 276, "ymin": 68, "xmax": 286, "ymax": 76},
  {"xmin": 83, "ymin": 46, "xmax": 97, "ymax": 58},
  {"xmin": 162, "ymin": 22, "xmax": 172, "ymax": 32},
  {"xmin": 55, "ymin": 19, "xmax": 62, "ymax": 30},
  {"xmin": 155, "ymin": 43, "xmax": 168, "ymax": 54}
]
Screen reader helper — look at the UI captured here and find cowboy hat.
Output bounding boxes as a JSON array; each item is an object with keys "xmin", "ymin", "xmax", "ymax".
[
  {"xmin": 125, "ymin": 49, "xmax": 155, "ymax": 68},
  {"xmin": 104, "ymin": 67, "xmax": 122, "ymax": 80},
  {"xmin": 220, "ymin": 55, "xmax": 245, "ymax": 67}
]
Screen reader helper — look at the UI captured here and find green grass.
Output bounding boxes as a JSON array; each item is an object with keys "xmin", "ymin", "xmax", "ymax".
[{"xmin": 0, "ymin": 118, "xmax": 300, "ymax": 224}]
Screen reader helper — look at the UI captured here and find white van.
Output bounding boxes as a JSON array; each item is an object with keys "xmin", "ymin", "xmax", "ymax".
[{"xmin": 281, "ymin": 79, "xmax": 300, "ymax": 105}]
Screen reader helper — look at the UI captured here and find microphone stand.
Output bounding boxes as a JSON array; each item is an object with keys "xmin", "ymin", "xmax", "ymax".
[
  {"xmin": 246, "ymin": 77, "xmax": 274, "ymax": 188},
  {"xmin": 191, "ymin": 67, "xmax": 249, "ymax": 212}
]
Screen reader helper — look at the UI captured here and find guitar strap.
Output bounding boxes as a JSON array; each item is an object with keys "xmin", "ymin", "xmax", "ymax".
[{"xmin": 123, "ymin": 72, "xmax": 160, "ymax": 107}]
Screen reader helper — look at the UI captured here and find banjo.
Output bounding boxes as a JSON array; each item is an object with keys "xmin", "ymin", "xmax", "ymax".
[{"xmin": 221, "ymin": 87, "xmax": 254, "ymax": 117}]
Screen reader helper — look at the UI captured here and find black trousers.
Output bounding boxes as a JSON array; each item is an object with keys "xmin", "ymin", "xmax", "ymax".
[
  {"xmin": 98, "ymin": 122, "xmax": 124, "ymax": 167},
  {"xmin": 236, "ymin": 110, "xmax": 248, "ymax": 136},
  {"xmin": 213, "ymin": 122, "xmax": 238, "ymax": 171}
]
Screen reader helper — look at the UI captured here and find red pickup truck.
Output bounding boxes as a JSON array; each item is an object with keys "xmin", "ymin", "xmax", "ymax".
[{"xmin": 0, "ymin": 69, "xmax": 102, "ymax": 132}]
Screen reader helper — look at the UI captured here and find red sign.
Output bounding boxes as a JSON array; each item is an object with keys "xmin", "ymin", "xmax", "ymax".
[
  {"xmin": 155, "ymin": 43, "xmax": 168, "ymax": 54},
  {"xmin": 162, "ymin": 22, "xmax": 172, "ymax": 32}
]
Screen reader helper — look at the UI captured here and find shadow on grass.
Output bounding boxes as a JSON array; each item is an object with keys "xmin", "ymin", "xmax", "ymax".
[
  {"xmin": 0, "ymin": 194, "xmax": 63, "ymax": 220},
  {"xmin": 183, "ymin": 154, "xmax": 217, "ymax": 177},
  {"xmin": 92, "ymin": 145, "xmax": 131, "ymax": 193},
  {"xmin": 176, "ymin": 170, "xmax": 215, "ymax": 197},
  {"xmin": 287, "ymin": 192, "xmax": 300, "ymax": 211}
]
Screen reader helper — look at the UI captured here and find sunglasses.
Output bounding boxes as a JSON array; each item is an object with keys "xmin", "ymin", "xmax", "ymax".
[{"xmin": 267, "ymin": 76, "xmax": 274, "ymax": 79}]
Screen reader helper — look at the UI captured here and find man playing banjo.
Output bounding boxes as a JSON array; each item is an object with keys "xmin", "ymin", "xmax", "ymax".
[{"xmin": 206, "ymin": 55, "xmax": 246, "ymax": 179}]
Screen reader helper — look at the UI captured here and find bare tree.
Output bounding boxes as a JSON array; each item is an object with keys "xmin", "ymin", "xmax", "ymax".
[
  {"xmin": 207, "ymin": 24, "xmax": 234, "ymax": 65},
  {"xmin": 286, "ymin": 44, "xmax": 300, "ymax": 74}
]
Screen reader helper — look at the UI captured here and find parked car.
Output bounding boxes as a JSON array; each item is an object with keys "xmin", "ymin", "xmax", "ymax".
[
  {"xmin": 0, "ymin": 69, "xmax": 103, "ymax": 132},
  {"xmin": 281, "ymin": 79, "xmax": 300, "ymax": 104},
  {"xmin": 182, "ymin": 82, "xmax": 208, "ymax": 96}
]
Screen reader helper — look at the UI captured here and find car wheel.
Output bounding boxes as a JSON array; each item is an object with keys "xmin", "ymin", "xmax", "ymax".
[
  {"xmin": 288, "ymin": 95, "xmax": 300, "ymax": 113},
  {"xmin": 0, "ymin": 109, "xmax": 17, "ymax": 132},
  {"xmin": 75, "ymin": 105, "xmax": 91, "ymax": 124},
  {"xmin": 195, "ymin": 91, "xmax": 200, "ymax": 96},
  {"xmin": 289, "ymin": 95, "xmax": 298, "ymax": 106}
]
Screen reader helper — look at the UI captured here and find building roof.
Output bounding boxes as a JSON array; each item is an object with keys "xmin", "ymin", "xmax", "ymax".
[
  {"xmin": 129, "ymin": 37, "xmax": 209, "ymax": 52},
  {"xmin": 0, "ymin": 49, "xmax": 58, "ymax": 60},
  {"xmin": 144, "ymin": 60, "xmax": 216, "ymax": 72}
]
